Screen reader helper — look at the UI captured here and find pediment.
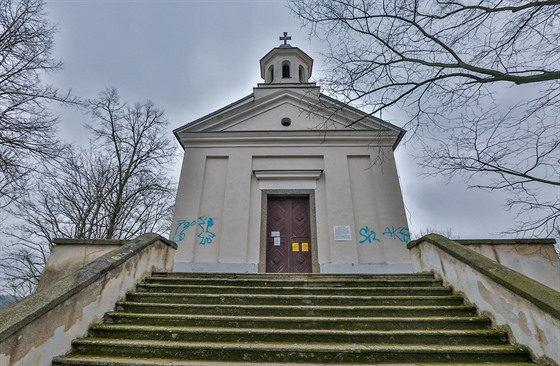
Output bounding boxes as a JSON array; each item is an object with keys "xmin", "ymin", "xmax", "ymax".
[{"xmin": 175, "ymin": 89, "xmax": 402, "ymax": 132}]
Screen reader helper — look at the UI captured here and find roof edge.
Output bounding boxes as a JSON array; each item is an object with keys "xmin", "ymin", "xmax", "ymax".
[
  {"xmin": 173, "ymin": 93, "xmax": 255, "ymax": 149},
  {"xmin": 318, "ymin": 94, "xmax": 406, "ymax": 151}
]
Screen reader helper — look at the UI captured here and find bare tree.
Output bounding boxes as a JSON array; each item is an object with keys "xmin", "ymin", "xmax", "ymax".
[
  {"xmin": 289, "ymin": 0, "xmax": 560, "ymax": 235},
  {"xmin": 412, "ymin": 226, "xmax": 459, "ymax": 241},
  {"xmin": 1, "ymin": 88, "xmax": 177, "ymax": 296},
  {"xmin": 86, "ymin": 88, "xmax": 177, "ymax": 239},
  {"xmin": 0, "ymin": 0, "xmax": 74, "ymax": 209}
]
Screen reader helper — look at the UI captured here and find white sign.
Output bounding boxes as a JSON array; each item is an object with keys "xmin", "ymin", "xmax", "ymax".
[
  {"xmin": 334, "ymin": 225, "xmax": 352, "ymax": 241},
  {"xmin": 274, "ymin": 237, "xmax": 281, "ymax": 246},
  {"xmin": 271, "ymin": 231, "xmax": 280, "ymax": 237}
]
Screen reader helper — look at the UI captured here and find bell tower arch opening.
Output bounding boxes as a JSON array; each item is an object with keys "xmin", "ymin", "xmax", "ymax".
[
  {"xmin": 282, "ymin": 61, "xmax": 291, "ymax": 78},
  {"xmin": 267, "ymin": 65, "xmax": 274, "ymax": 83}
]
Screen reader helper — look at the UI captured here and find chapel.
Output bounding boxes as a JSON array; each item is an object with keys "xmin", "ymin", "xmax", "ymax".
[
  {"xmin": 171, "ymin": 33, "xmax": 411, "ymax": 274},
  {"xmin": 3, "ymin": 35, "xmax": 557, "ymax": 366}
]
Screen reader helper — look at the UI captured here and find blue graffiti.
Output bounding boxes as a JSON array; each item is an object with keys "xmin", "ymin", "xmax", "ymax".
[
  {"xmin": 358, "ymin": 226, "xmax": 380, "ymax": 244},
  {"xmin": 197, "ymin": 216, "xmax": 216, "ymax": 245},
  {"xmin": 382, "ymin": 226, "xmax": 410, "ymax": 243},
  {"xmin": 172, "ymin": 216, "xmax": 217, "ymax": 245},
  {"xmin": 172, "ymin": 219, "xmax": 196, "ymax": 242}
]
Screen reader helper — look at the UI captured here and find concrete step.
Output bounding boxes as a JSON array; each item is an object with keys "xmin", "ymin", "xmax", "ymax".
[
  {"xmin": 62, "ymin": 339, "xmax": 533, "ymax": 364},
  {"xmin": 103, "ymin": 312, "xmax": 493, "ymax": 330},
  {"xmin": 143, "ymin": 276, "xmax": 444, "ymax": 288},
  {"xmin": 52, "ymin": 272, "xmax": 536, "ymax": 365},
  {"xmin": 151, "ymin": 272, "xmax": 438, "ymax": 281},
  {"xmin": 88, "ymin": 324, "xmax": 510, "ymax": 345},
  {"xmin": 134, "ymin": 283, "xmax": 454, "ymax": 296},
  {"xmin": 125, "ymin": 292, "xmax": 467, "ymax": 306},
  {"xmin": 115, "ymin": 301, "xmax": 478, "ymax": 317},
  {"xmin": 53, "ymin": 354, "xmax": 538, "ymax": 366}
]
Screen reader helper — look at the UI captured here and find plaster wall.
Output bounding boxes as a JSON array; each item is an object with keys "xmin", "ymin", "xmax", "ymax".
[
  {"xmin": 410, "ymin": 240, "xmax": 560, "ymax": 365},
  {"xmin": 171, "ymin": 143, "xmax": 411, "ymax": 273},
  {"xmin": 459, "ymin": 242, "xmax": 560, "ymax": 291},
  {"xmin": 224, "ymin": 102, "xmax": 324, "ymax": 131},
  {"xmin": 36, "ymin": 241, "xmax": 123, "ymax": 292},
  {"xmin": 0, "ymin": 234, "xmax": 176, "ymax": 366}
]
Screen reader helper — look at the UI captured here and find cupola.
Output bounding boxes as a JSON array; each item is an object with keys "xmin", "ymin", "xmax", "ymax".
[{"xmin": 260, "ymin": 32, "xmax": 314, "ymax": 84}]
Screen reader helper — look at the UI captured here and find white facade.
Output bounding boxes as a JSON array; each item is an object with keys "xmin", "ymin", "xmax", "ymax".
[{"xmin": 171, "ymin": 41, "xmax": 412, "ymax": 273}]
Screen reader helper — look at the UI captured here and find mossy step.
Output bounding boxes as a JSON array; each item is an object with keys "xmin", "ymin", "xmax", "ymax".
[
  {"xmin": 115, "ymin": 301, "xmax": 477, "ymax": 317},
  {"xmin": 104, "ymin": 313, "xmax": 492, "ymax": 330},
  {"xmin": 51, "ymin": 272, "xmax": 536, "ymax": 365},
  {"xmin": 134, "ymin": 283, "xmax": 453, "ymax": 296},
  {"xmin": 53, "ymin": 354, "xmax": 537, "ymax": 366},
  {"xmin": 89, "ymin": 324, "xmax": 510, "ymax": 345},
  {"xmin": 143, "ymin": 276, "xmax": 444, "ymax": 288},
  {"xmin": 152, "ymin": 271, "xmax": 437, "ymax": 280},
  {"xmin": 125, "ymin": 292, "xmax": 466, "ymax": 306},
  {"xmin": 65, "ymin": 339, "xmax": 533, "ymax": 363}
]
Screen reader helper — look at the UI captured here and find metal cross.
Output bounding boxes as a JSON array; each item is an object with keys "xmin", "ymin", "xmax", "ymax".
[{"xmin": 279, "ymin": 32, "xmax": 291, "ymax": 45}]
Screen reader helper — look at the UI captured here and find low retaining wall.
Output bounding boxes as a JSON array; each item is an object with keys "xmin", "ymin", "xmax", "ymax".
[
  {"xmin": 36, "ymin": 238, "xmax": 128, "ymax": 292},
  {"xmin": 408, "ymin": 234, "xmax": 560, "ymax": 366},
  {"xmin": 456, "ymin": 238, "xmax": 559, "ymax": 291},
  {"xmin": 0, "ymin": 233, "xmax": 176, "ymax": 366}
]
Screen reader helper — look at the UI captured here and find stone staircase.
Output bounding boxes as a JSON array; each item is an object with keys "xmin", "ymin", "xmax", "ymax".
[{"xmin": 52, "ymin": 272, "xmax": 536, "ymax": 365}]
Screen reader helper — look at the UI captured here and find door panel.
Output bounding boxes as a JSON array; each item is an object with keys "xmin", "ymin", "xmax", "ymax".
[{"xmin": 266, "ymin": 196, "xmax": 312, "ymax": 273}]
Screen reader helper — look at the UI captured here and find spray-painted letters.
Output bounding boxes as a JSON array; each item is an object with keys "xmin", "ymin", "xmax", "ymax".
[
  {"xmin": 357, "ymin": 225, "xmax": 410, "ymax": 244},
  {"xmin": 358, "ymin": 226, "xmax": 380, "ymax": 244},
  {"xmin": 382, "ymin": 226, "xmax": 410, "ymax": 243},
  {"xmin": 172, "ymin": 216, "xmax": 217, "ymax": 245},
  {"xmin": 172, "ymin": 219, "xmax": 196, "ymax": 242},
  {"xmin": 197, "ymin": 216, "xmax": 216, "ymax": 245}
]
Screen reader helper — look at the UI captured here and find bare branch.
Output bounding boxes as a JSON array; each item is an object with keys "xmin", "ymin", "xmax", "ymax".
[
  {"xmin": 1, "ymin": 88, "xmax": 177, "ymax": 296},
  {"xmin": 290, "ymin": 0, "xmax": 560, "ymax": 235}
]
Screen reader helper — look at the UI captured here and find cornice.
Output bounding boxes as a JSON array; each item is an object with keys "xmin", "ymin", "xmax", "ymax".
[{"xmin": 178, "ymin": 130, "xmax": 399, "ymax": 149}]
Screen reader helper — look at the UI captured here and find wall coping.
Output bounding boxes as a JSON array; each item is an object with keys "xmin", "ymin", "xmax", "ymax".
[
  {"xmin": 0, "ymin": 233, "xmax": 177, "ymax": 343},
  {"xmin": 407, "ymin": 234, "xmax": 560, "ymax": 319},
  {"xmin": 51, "ymin": 238, "xmax": 129, "ymax": 246},
  {"xmin": 454, "ymin": 238, "xmax": 557, "ymax": 246}
]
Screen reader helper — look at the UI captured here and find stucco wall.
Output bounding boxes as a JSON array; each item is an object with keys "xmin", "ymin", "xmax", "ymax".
[
  {"xmin": 456, "ymin": 239, "xmax": 560, "ymax": 291},
  {"xmin": 0, "ymin": 233, "xmax": 176, "ymax": 366},
  {"xmin": 171, "ymin": 140, "xmax": 411, "ymax": 273},
  {"xmin": 36, "ymin": 239, "xmax": 126, "ymax": 292},
  {"xmin": 409, "ymin": 234, "xmax": 560, "ymax": 366}
]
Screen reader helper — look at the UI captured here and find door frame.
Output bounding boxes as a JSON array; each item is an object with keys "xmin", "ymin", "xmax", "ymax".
[{"xmin": 258, "ymin": 189, "xmax": 319, "ymax": 273}]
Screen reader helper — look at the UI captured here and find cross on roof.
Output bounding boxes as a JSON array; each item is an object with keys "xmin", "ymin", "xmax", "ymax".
[{"xmin": 279, "ymin": 32, "xmax": 291, "ymax": 45}]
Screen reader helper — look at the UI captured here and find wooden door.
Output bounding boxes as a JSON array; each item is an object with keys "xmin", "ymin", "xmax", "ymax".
[{"xmin": 266, "ymin": 196, "xmax": 312, "ymax": 273}]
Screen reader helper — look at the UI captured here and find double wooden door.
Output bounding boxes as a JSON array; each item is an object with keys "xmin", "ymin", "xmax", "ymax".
[{"xmin": 266, "ymin": 196, "xmax": 312, "ymax": 273}]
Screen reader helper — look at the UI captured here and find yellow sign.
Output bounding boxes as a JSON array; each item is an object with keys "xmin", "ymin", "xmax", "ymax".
[
  {"xmin": 301, "ymin": 242, "xmax": 309, "ymax": 252},
  {"xmin": 292, "ymin": 242, "xmax": 299, "ymax": 252}
]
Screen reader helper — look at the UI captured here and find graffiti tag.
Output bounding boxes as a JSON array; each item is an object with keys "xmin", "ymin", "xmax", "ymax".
[
  {"xmin": 357, "ymin": 225, "xmax": 410, "ymax": 244},
  {"xmin": 172, "ymin": 219, "xmax": 196, "ymax": 242},
  {"xmin": 358, "ymin": 226, "xmax": 380, "ymax": 244},
  {"xmin": 197, "ymin": 216, "xmax": 216, "ymax": 245},
  {"xmin": 172, "ymin": 216, "xmax": 217, "ymax": 245},
  {"xmin": 382, "ymin": 226, "xmax": 410, "ymax": 243}
]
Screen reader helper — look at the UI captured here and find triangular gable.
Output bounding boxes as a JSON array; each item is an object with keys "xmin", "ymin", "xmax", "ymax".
[{"xmin": 174, "ymin": 88, "xmax": 406, "ymax": 148}]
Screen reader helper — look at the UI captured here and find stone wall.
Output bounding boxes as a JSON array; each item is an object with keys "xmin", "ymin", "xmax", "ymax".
[
  {"xmin": 0, "ymin": 233, "xmax": 176, "ymax": 366},
  {"xmin": 409, "ymin": 234, "xmax": 560, "ymax": 366},
  {"xmin": 35, "ymin": 238, "xmax": 127, "ymax": 292},
  {"xmin": 456, "ymin": 238, "xmax": 559, "ymax": 291}
]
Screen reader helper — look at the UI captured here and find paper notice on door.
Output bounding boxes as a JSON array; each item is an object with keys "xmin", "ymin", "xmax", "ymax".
[
  {"xmin": 292, "ymin": 242, "xmax": 300, "ymax": 252},
  {"xmin": 271, "ymin": 231, "xmax": 280, "ymax": 237},
  {"xmin": 274, "ymin": 237, "xmax": 281, "ymax": 246},
  {"xmin": 301, "ymin": 242, "xmax": 309, "ymax": 252}
]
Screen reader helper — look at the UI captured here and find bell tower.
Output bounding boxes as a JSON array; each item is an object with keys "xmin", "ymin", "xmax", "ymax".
[{"xmin": 259, "ymin": 32, "xmax": 314, "ymax": 84}]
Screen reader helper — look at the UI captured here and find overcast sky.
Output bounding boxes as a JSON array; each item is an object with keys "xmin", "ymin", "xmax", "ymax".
[{"xmin": 43, "ymin": 0, "xmax": 524, "ymax": 240}]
